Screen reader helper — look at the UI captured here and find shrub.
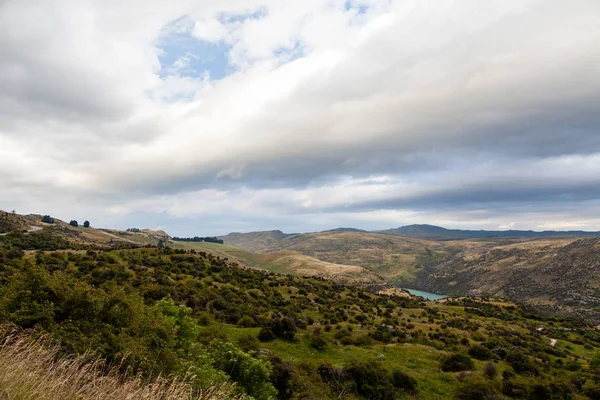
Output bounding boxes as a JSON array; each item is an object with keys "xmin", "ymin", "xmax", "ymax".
[
  {"xmin": 506, "ymin": 351, "xmax": 538, "ymax": 376},
  {"xmin": 259, "ymin": 327, "xmax": 277, "ymax": 342},
  {"xmin": 440, "ymin": 354, "xmax": 475, "ymax": 372},
  {"xmin": 264, "ymin": 314, "xmax": 297, "ymax": 341},
  {"xmin": 41, "ymin": 215, "xmax": 54, "ymax": 224},
  {"xmin": 69, "ymin": 220, "xmax": 78, "ymax": 227},
  {"xmin": 237, "ymin": 315, "xmax": 256, "ymax": 327},
  {"xmin": 455, "ymin": 375, "xmax": 501, "ymax": 400},
  {"xmin": 209, "ymin": 340, "xmax": 278, "ymax": 400},
  {"xmin": 344, "ymin": 358, "xmax": 395, "ymax": 400},
  {"xmin": 237, "ymin": 334, "xmax": 260, "ymax": 353},
  {"xmin": 268, "ymin": 355, "xmax": 298, "ymax": 400},
  {"xmin": 83, "ymin": 221, "xmax": 90, "ymax": 228},
  {"xmin": 591, "ymin": 350, "xmax": 600, "ymax": 370},
  {"xmin": 309, "ymin": 329, "xmax": 327, "ymax": 351},
  {"xmin": 483, "ymin": 362, "xmax": 498, "ymax": 380},
  {"xmin": 392, "ymin": 369, "xmax": 418, "ymax": 394},
  {"xmin": 469, "ymin": 345, "xmax": 495, "ymax": 360}
]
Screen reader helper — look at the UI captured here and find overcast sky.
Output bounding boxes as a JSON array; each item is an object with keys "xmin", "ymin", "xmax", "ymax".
[{"xmin": 1, "ymin": 0, "xmax": 600, "ymax": 236}]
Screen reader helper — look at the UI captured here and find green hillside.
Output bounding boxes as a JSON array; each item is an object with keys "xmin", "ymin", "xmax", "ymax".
[{"xmin": 2, "ymin": 227, "xmax": 600, "ymax": 399}]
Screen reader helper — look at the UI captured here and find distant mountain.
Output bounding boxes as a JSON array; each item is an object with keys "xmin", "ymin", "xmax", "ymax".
[
  {"xmin": 323, "ymin": 227, "xmax": 368, "ymax": 233},
  {"xmin": 378, "ymin": 224, "xmax": 600, "ymax": 240}
]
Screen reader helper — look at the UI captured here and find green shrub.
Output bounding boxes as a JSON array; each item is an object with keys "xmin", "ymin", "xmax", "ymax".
[
  {"xmin": 209, "ymin": 340, "xmax": 278, "ymax": 400},
  {"xmin": 344, "ymin": 358, "xmax": 395, "ymax": 400},
  {"xmin": 441, "ymin": 354, "xmax": 475, "ymax": 372},
  {"xmin": 455, "ymin": 375, "xmax": 501, "ymax": 400},
  {"xmin": 468, "ymin": 345, "xmax": 495, "ymax": 360},
  {"xmin": 506, "ymin": 350, "xmax": 538, "ymax": 376},
  {"xmin": 259, "ymin": 327, "xmax": 277, "ymax": 342},
  {"xmin": 237, "ymin": 315, "xmax": 256, "ymax": 327},
  {"xmin": 392, "ymin": 369, "xmax": 417, "ymax": 394},
  {"xmin": 237, "ymin": 334, "xmax": 260, "ymax": 353}
]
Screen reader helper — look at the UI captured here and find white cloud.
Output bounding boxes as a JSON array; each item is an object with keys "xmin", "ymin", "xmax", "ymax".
[{"xmin": 1, "ymin": 0, "xmax": 600, "ymax": 233}]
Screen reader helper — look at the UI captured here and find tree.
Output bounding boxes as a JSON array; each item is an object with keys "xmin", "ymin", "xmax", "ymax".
[
  {"xmin": 69, "ymin": 220, "xmax": 78, "ymax": 227},
  {"xmin": 41, "ymin": 215, "xmax": 54, "ymax": 224},
  {"xmin": 483, "ymin": 362, "xmax": 498, "ymax": 380},
  {"xmin": 83, "ymin": 221, "xmax": 90, "ymax": 228}
]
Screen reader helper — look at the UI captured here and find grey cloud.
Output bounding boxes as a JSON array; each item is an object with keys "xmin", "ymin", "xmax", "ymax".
[{"xmin": 2, "ymin": 0, "xmax": 600, "ymax": 233}]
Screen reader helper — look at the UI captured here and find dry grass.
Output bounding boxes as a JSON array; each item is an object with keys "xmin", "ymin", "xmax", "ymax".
[{"xmin": 0, "ymin": 328, "xmax": 240, "ymax": 400}]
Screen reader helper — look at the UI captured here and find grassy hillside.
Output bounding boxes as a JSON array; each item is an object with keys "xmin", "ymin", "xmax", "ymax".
[
  {"xmin": 2, "ymin": 227, "xmax": 600, "ymax": 399},
  {"xmin": 221, "ymin": 230, "xmax": 455, "ymax": 283},
  {"xmin": 175, "ymin": 241, "xmax": 385, "ymax": 285},
  {"xmin": 220, "ymin": 230, "xmax": 293, "ymax": 252},
  {"xmin": 218, "ymin": 230, "xmax": 600, "ymax": 322}
]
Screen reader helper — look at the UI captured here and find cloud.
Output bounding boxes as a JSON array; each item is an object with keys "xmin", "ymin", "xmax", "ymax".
[{"xmin": 1, "ymin": 0, "xmax": 600, "ymax": 234}]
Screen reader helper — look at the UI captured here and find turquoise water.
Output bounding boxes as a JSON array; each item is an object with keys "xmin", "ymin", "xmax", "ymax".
[{"xmin": 403, "ymin": 288, "xmax": 448, "ymax": 301}]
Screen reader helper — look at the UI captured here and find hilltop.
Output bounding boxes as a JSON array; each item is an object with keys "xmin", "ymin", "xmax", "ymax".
[{"xmin": 378, "ymin": 224, "xmax": 600, "ymax": 240}]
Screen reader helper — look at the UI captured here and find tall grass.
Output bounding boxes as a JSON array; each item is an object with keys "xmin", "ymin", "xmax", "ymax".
[{"xmin": 0, "ymin": 328, "xmax": 240, "ymax": 400}]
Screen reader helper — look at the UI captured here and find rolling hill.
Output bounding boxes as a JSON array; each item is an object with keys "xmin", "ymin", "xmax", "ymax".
[
  {"xmin": 172, "ymin": 241, "xmax": 387, "ymax": 286},
  {"xmin": 2, "ymin": 220, "xmax": 600, "ymax": 399},
  {"xmin": 219, "ymin": 228, "xmax": 600, "ymax": 322}
]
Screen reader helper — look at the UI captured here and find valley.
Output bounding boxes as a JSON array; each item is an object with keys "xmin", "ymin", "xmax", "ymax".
[{"xmin": 219, "ymin": 229, "xmax": 600, "ymax": 322}]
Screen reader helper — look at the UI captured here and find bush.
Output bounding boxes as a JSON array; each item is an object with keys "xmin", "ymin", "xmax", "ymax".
[
  {"xmin": 309, "ymin": 329, "xmax": 327, "ymax": 351},
  {"xmin": 267, "ymin": 355, "xmax": 298, "ymax": 400},
  {"xmin": 483, "ymin": 362, "xmax": 498, "ymax": 380},
  {"xmin": 344, "ymin": 358, "xmax": 395, "ymax": 400},
  {"xmin": 209, "ymin": 340, "xmax": 278, "ymax": 400},
  {"xmin": 258, "ymin": 327, "xmax": 277, "ymax": 342},
  {"xmin": 69, "ymin": 220, "xmax": 78, "ymax": 227},
  {"xmin": 392, "ymin": 369, "xmax": 417, "ymax": 394},
  {"xmin": 469, "ymin": 345, "xmax": 495, "ymax": 360},
  {"xmin": 237, "ymin": 315, "xmax": 256, "ymax": 327},
  {"xmin": 237, "ymin": 334, "xmax": 260, "ymax": 353},
  {"xmin": 591, "ymin": 350, "xmax": 600, "ymax": 370},
  {"xmin": 455, "ymin": 375, "xmax": 501, "ymax": 400},
  {"xmin": 263, "ymin": 314, "xmax": 296, "ymax": 341},
  {"xmin": 83, "ymin": 221, "xmax": 90, "ymax": 228},
  {"xmin": 506, "ymin": 351, "xmax": 538, "ymax": 376},
  {"xmin": 440, "ymin": 354, "xmax": 475, "ymax": 372},
  {"xmin": 41, "ymin": 215, "xmax": 54, "ymax": 224}
]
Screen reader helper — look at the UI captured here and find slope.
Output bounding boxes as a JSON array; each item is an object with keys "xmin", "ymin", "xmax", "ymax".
[{"xmin": 173, "ymin": 241, "xmax": 386, "ymax": 286}]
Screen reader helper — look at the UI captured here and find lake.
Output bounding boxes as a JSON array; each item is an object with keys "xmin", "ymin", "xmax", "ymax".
[{"xmin": 402, "ymin": 288, "xmax": 448, "ymax": 301}]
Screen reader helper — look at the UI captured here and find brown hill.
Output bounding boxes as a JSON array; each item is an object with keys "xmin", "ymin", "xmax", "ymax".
[{"xmin": 220, "ymin": 229, "xmax": 600, "ymax": 321}]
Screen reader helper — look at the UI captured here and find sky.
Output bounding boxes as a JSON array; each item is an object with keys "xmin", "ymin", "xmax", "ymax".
[{"xmin": 1, "ymin": 0, "xmax": 600, "ymax": 236}]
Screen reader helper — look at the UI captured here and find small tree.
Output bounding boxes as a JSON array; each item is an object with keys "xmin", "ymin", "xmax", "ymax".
[
  {"xmin": 69, "ymin": 220, "xmax": 78, "ymax": 227},
  {"xmin": 483, "ymin": 362, "xmax": 499, "ymax": 380},
  {"xmin": 41, "ymin": 215, "xmax": 54, "ymax": 224},
  {"xmin": 83, "ymin": 220, "xmax": 90, "ymax": 228}
]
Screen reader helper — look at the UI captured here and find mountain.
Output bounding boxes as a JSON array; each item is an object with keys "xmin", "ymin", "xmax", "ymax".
[{"xmin": 379, "ymin": 224, "xmax": 600, "ymax": 240}]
